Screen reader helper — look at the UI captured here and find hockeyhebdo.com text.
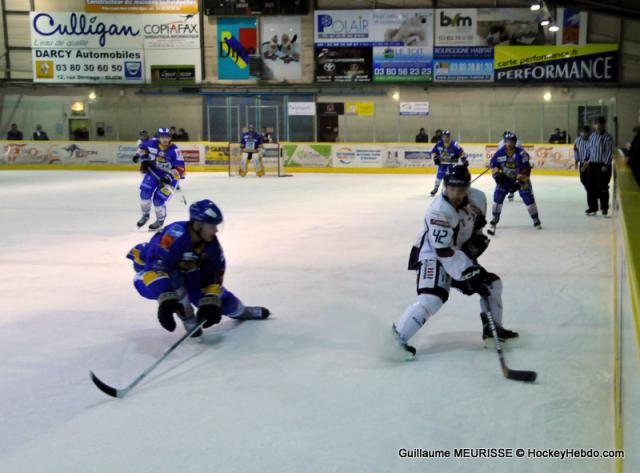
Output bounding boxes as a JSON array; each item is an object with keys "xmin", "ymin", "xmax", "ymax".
[{"xmin": 397, "ymin": 448, "xmax": 624, "ymax": 460}]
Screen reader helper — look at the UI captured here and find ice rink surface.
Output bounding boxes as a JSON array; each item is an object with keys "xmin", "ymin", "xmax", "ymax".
[{"xmin": 0, "ymin": 170, "xmax": 614, "ymax": 473}]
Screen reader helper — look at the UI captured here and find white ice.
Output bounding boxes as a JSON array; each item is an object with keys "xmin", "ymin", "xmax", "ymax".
[{"xmin": 0, "ymin": 171, "xmax": 615, "ymax": 473}]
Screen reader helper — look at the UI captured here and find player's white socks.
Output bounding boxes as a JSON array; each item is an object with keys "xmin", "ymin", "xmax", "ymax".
[
  {"xmin": 483, "ymin": 279, "xmax": 503, "ymax": 324},
  {"xmin": 394, "ymin": 294, "xmax": 443, "ymax": 342},
  {"xmin": 527, "ymin": 203, "xmax": 539, "ymax": 220},
  {"xmin": 141, "ymin": 199, "xmax": 151, "ymax": 216},
  {"xmin": 433, "ymin": 179, "xmax": 441, "ymax": 191},
  {"xmin": 155, "ymin": 205, "xmax": 166, "ymax": 222}
]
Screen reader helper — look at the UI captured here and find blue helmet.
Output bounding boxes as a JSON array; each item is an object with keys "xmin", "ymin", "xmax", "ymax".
[
  {"xmin": 157, "ymin": 127, "xmax": 171, "ymax": 138},
  {"xmin": 189, "ymin": 200, "xmax": 223, "ymax": 225}
]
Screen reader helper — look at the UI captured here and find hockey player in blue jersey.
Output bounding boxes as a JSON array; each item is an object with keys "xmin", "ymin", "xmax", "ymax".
[
  {"xmin": 430, "ymin": 130, "xmax": 468, "ymax": 196},
  {"xmin": 239, "ymin": 124, "xmax": 265, "ymax": 177},
  {"xmin": 133, "ymin": 127, "xmax": 185, "ymax": 231},
  {"xmin": 127, "ymin": 199, "xmax": 270, "ymax": 337},
  {"xmin": 488, "ymin": 132, "xmax": 541, "ymax": 235},
  {"xmin": 498, "ymin": 130, "xmax": 523, "ymax": 202}
]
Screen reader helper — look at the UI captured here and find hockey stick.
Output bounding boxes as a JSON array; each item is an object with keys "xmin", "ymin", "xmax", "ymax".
[
  {"xmin": 146, "ymin": 165, "xmax": 188, "ymax": 206},
  {"xmin": 470, "ymin": 167, "xmax": 490, "ymax": 184},
  {"xmin": 481, "ymin": 298, "xmax": 537, "ymax": 383},
  {"xmin": 90, "ymin": 319, "xmax": 207, "ymax": 398}
]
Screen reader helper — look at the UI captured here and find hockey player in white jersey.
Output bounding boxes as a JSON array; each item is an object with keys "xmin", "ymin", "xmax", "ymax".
[{"xmin": 392, "ymin": 165, "xmax": 518, "ymax": 357}]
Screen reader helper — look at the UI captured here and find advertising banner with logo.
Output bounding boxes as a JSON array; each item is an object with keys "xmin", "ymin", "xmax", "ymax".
[
  {"xmin": 433, "ymin": 46, "xmax": 493, "ymax": 82},
  {"xmin": 399, "ymin": 102, "xmax": 429, "ymax": 116},
  {"xmin": 314, "ymin": 10, "xmax": 433, "ymax": 82},
  {"xmin": 283, "ymin": 143, "xmax": 332, "ymax": 168},
  {"xmin": 556, "ymin": 8, "xmax": 588, "ymax": 45},
  {"xmin": 218, "ymin": 17, "xmax": 258, "ymax": 80},
  {"xmin": 316, "ymin": 103, "xmax": 344, "ymax": 115},
  {"xmin": 288, "ymin": 102, "xmax": 316, "ymax": 116},
  {"xmin": 30, "ymin": 12, "xmax": 201, "ymax": 83},
  {"xmin": 494, "ymin": 44, "xmax": 619, "ymax": 82},
  {"xmin": 86, "ymin": 0, "xmax": 198, "ymax": 14},
  {"xmin": 259, "ymin": 16, "xmax": 302, "ymax": 81},
  {"xmin": 484, "ymin": 143, "xmax": 573, "ymax": 170},
  {"xmin": 345, "ymin": 102, "xmax": 374, "ymax": 116},
  {"xmin": 435, "ymin": 8, "xmax": 554, "ymax": 47},
  {"xmin": 332, "ymin": 145, "xmax": 383, "ymax": 168},
  {"xmin": 31, "ymin": 12, "xmax": 144, "ymax": 83},
  {"xmin": 315, "ymin": 47, "xmax": 372, "ymax": 83}
]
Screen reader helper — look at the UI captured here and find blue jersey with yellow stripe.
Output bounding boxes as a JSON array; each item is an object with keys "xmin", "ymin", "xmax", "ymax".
[{"xmin": 127, "ymin": 221, "xmax": 225, "ymax": 297}]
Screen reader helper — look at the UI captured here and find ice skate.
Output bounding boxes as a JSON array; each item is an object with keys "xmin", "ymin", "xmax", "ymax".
[{"xmin": 136, "ymin": 214, "xmax": 150, "ymax": 228}]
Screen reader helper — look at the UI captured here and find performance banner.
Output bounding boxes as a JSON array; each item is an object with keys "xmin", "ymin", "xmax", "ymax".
[
  {"xmin": 433, "ymin": 46, "xmax": 493, "ymax": 82},
  {"xmin": 260, "ymin": 16, "xmax": 302, "ymax": 81},
  {"xmin": 314, "ymin": 9, "xmax": 433, "ymax": 82},
  {"xmin": 315, "ymin": 47, "xmax": 372, "ymax": 83},
  {"xmin": 85, "ymin": 0, "xmax": 198, "ymax": 14},
  {"xmin": 435, "ymin": 8, "xmax": 554, "ymax": 47},
  {"xmin": 30, "ymin": 12, "xmax": 201, "ymax": 83},
  {"xmin": 494, "ymin": 45, "xmax": 619, "ymax": 82},
  {"xmin": 217, "ymin": 17, "xmax": 258, "ymax": 80}
]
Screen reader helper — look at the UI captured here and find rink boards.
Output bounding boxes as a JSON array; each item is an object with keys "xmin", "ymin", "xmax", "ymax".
[{"xmin": 0, "ymin": 140, "xmax": 578, "ymax": 175}]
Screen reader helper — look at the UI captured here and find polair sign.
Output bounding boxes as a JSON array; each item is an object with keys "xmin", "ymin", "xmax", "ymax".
[{"xmin": 316, "ymin": 13, "xmax": 370, "ymax": 41}]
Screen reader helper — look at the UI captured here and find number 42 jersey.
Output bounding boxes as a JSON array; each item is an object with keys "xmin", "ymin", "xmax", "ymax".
[{"xmin": 414, "ymin": 187, "xmax": 487, "ymax": 280}]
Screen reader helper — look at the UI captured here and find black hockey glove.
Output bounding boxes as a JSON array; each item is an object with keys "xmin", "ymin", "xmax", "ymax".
[
  {"xmin": 462, "ymin": 234, "xmax": 490, "ymax": 260},
  {"xmin": 132, "ymin": 154, "xmax": 141, "ymax": 163},
  {"xmin": 161, "ymin": 173, "xmax": 174, "ymax": 185},
  {"xmin": 459, "ymin": 265, "xmax": 491, "ymax": 297},
  {"xmin": 407, "ymin": 245, "xmax": 421, "ymax": 270},
  {"xmin": 140, "ymin": 159, "xmax": 155, "ymax": 173},
  {"xmin": 493, "ymin": 172, "xmax": 505, "ymax": 186},
  {"xmin": 433, "ymin": 157, "xmax": 441, "ymax": 166},
  {"xmin": 473, "ymin": 214, "xmax": 487, "ymax": 232},
  {"xmin": 197, "ymin": 296, "xmax": 222, "ymax": 328},
  {"xmin": 157, "ymin": 293, "xmax": 184, "ymax": 332}
]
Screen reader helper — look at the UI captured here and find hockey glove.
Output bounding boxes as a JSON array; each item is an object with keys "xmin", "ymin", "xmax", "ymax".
[
  {"xmin": 407, "ymin": 245, "xmax": 421, "ymax": 271},
  {"xmin": 493, "ymin": 172, "xmax": 505, "ymax": 186},
  {"xmin": 157, "ymin": 292, "xmax": 184, "ymax": 332},
  {"xmin": 132, "ymin": 154, "xmax": 141, "ymax": 163},
  {"xmin": 433, "ymin": 157, "xmax": 441, "ymax": 166},
  {"xmin": 197, "ymin": 296, "xmax": 222, "ymax": 328},
  {"xmin": 459, "ymin": 265, "xmax": 491, "ymax": 297},
  {"xmin": 161, "ymin": 173, "xmax": 174, "ymax": 185},
  {"xmin": 140, "ymin": 159, "xmax": 155, "ymax": 173},
  {"xmin": 462, "ymin": 234, "xmax": 490, "ymax": 260}
]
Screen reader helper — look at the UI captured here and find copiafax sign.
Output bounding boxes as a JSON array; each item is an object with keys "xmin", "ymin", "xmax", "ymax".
[{"xmin": 143, "ymin": 13, "xmax": 200, "ymax": 49}]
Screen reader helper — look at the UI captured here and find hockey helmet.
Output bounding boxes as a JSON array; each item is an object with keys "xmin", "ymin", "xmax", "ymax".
[
  {"xmin": 504, "ymin": 132, "xmax": 518, "ymax": 143},
  {"xmin": 443, "ymin": 165, "xmax": 471, "ymax": 188},
  {"xmin": 442, "ymin": 130, "xmax": 452, "ymax": 136},
  {"xmin": 189, "ymin": 200, "xmax": 223, "ymax": 225},
  {"xmin": 157, "ymin": 127, "xmax": 172, "ymax": 138}
]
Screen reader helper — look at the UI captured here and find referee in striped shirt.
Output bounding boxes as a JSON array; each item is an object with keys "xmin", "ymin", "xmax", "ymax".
[
  {"xmin": 574, "ymin": 126, "xmax": 591, "ymax": 196},
  {"xmin": 584, "ymin": 116, "xmax": 613, "ymax": 216}
]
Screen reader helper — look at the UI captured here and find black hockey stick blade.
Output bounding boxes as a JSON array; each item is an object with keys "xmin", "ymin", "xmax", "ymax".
[
  {"xmin": 504, "ymin": 368, "xmax": 537, "ymax": 383},
  {"xmin": 90, "ymin": 371, "xmax": 120, "ymax": 398}
]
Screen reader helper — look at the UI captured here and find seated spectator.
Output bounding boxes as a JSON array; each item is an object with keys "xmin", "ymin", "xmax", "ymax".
[
  {"xmin": 431, "ymin": 129, "xmax": 442, "ymax": 143},
  {"xmin": 175, "ymin": 128, "xmax": 190, "ymax": 142},
  {"xmin": 170, "ymin": 126, "xmax": 178, "ymax": 141},
  {"xmin": 415, "ymin": 128, "xmax": 429, "ymax": 143},
  {"xmin": 6, "ymin": 123, "xmax": 23, "ymax": 140},
  {"xmin": 260, "ymin": 127, "xmax": 273, "ymax": 143},
  {"xmin": 32, "ymin": 125, "xmax": 49, "ymax": 141},
  {"xmin": 549, "ymin": 128, "xmax": 563, "ymax": 144},
  {"xmin": 73, "ymin": 126, "xmax": 90, "ymax": 141}
]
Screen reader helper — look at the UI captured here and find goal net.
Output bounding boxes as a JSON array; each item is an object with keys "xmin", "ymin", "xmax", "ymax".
[{"xmin": 228, "ymin": 142, "xmax": 286, "ymax": 177}]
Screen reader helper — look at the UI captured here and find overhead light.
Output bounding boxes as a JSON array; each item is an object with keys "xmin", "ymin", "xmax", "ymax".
[
  {"xmin": 392, "ymin": 91, "xmax": 400, "ymax": 101},
  {"xmin": 549, "ymin": 24, "xmax": 560, "ymax": 32},
  {"xmin": 88, "ymin": 91, "xmax": 97, "ymax": 100},
  {"xmin": 530, "ymin": 2, "xmax": 542, "ymax": 11},
  {"xmin": 543, "ymin": 91, "xmax": 552, "ymax": 102},
  {"xmin": 540, "ymin": 18, "xmax": 551, "ymax": 26}
]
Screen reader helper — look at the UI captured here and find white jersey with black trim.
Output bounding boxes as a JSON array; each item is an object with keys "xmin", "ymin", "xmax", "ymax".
[{"xmin": 414, "ymin": 187, "xmax": 487, "ymax": 280}]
